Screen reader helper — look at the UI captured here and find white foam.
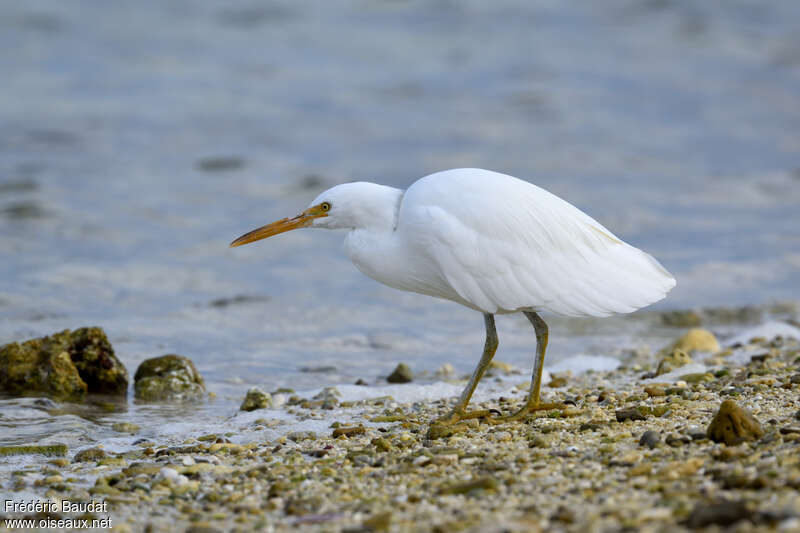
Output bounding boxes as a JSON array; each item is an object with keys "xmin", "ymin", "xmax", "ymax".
[
  {"xmin": 546, "ymin": 354, "xmax": 621, "ymax": 375},
  {"xmin": 724, "ymin": 322, "xmax": 800, "ymax": 347}
]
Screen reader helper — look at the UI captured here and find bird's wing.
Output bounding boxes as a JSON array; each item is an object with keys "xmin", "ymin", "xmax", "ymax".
[{"xmin": 400, "ymin": 169, "xmax": 675, "ymax": 317}]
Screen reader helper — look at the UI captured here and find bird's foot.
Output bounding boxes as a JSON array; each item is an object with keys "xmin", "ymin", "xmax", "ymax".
[
  {"xmin": 433, "ymin": 408, "xmax": 494, "ymax": 426},
  {"xmin": 483, "ymin": 402, "xmax": 563, "ymax": 424}
]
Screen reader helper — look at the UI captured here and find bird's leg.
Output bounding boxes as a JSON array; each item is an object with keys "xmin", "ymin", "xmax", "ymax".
[
  {"xmin": 488, "ymin": 311, "xmax": 560, "ymax": 423},
  {"xmin": 435, "ymin": 313, "xmax": 498, "ymax": 425}
]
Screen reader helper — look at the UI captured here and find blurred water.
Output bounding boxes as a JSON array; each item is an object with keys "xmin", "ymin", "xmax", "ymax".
[{"xmin": 1, "ymin": 1, "xmax": 799, "ymax": 448}]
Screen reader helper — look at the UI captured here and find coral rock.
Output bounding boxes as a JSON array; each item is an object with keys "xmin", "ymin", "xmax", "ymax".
[
  {"xmin": 661, "ymin": 328, "xmax": 720, "ymax": 356},
  {"xmin": 707, "ymin": 400, "xmax": 764, "ymax": 445},
  {"xmin": 134, "ymin": 354, "xmax": 205, "ymax": 402},
  {"xmin": 387, "ymin": 363, "xmax": 413, "ymax": 383},
  {"xmin": 240, "ymin": 388, "xmax": 272, "ymax": 411}
]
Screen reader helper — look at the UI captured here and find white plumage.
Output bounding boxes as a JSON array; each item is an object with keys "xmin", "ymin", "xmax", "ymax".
[
  {"xmin": 328, "ymin": 168, "xmax": 674, "ymax": 316},
  {"xmin": 231, "ymin": 168, "xmax": 675, "ymax": 424}
]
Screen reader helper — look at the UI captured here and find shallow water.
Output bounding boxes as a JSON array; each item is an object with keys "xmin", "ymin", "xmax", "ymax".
[{"xmin": 1, "ymin": 1, "xmax": 799, "ymax": 452}]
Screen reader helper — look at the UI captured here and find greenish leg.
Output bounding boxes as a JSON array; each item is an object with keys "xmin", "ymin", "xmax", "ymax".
[
  {"xmin": 435, "ymin": 313, "xmax": 498, "ymax": 424},
  {"xmin": 488, "ymin": 311, "xmax": 560, "ymax": 423}
]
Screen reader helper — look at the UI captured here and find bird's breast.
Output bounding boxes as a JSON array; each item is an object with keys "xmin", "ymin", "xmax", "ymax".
[{"xmin": 344, "ymin": 229, "xmax": 466, "ymax": 305}]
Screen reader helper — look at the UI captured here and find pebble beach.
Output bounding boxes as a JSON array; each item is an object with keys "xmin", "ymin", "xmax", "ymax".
[
  {"xmin": 2, "ymin": 1, "xmax": 800, "ymax": 531},
  {"xmin": 2, "ymin": 308, "xmax": 800, "ymax": 532}
]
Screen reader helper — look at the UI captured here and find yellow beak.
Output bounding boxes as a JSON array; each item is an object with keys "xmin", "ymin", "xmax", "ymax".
[{"xmin": 229, "ymin": 205, "xmax": 327, "ymax": 247}]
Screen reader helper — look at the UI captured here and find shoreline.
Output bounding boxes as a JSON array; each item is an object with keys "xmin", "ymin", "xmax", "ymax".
[{"xmin": 2, "ymin": 325, "xmax": 800, "ymax": 532}]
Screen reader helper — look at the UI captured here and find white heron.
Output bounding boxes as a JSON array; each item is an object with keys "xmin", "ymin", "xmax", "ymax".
[{"xmin": 230, "ymin": 168, "xmax": 675, "ymax": 424}]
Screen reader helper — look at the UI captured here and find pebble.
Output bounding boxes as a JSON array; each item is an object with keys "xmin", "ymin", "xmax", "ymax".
[
  {"xmin": 112, "ymin": 422, "xmax": 141, "ymax": 434},
  {"xmin": 644, "ymin": 385, "xmax": 666, "ymax": 397},
  {"xmin": 13, "ymin": 319, "xmax": 800, "ymax": 533},
  {"xmin": 638, "ymin": 430, "xmax": 660, "ymax": 449},
  {"xmin": 332, "ymin": 426, "xmax": 366, "ymax": 438},
  {"xmin": 239, "ymin": 388, "xmax": 272, "ymax": 411},
  {"xmin": 685, "ymin": 500, "xmax": 752, "ymax": 528},
  {"xmin": 435, "ymin": 363, "xmax": 455, "ymax": 377},
  {"xmin": 656, "ymin": 349, "xmax": 693, "ymax": 376},
  {"xmin": 615, "ymin": 406, "xmax": 646, "ymax": 422},
  {"xmin": 73, "ymin": 448, "xmax": 107, "ymax": 463}
]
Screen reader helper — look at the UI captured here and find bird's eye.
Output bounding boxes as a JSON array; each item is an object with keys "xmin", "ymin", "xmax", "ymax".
[{"xmin": 320, "ymin": 202, "xmax": 331, "ymax": 212}]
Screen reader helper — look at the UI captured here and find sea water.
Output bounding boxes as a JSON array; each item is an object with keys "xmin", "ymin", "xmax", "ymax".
[{"xmin": 1, "ymin": 1, "xmax": 799, "ymax": 455}]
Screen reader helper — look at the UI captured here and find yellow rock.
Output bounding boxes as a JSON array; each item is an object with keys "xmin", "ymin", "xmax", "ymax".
[
  {"xmin": 661, "ymin": 328, "xmax": 720, "ymax": 355},
  {"xmin": 707, "ymin": 400, "xmax": 764, "ymax": 445},
  {"xmin": 488, "ymin": 360, "xmax": 514, "ymax": 373}
]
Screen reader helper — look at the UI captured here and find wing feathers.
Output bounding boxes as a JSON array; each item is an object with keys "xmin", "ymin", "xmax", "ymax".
[{"xmin": 401, "ymin": 169, "xmax": 675, "ymax": 316}]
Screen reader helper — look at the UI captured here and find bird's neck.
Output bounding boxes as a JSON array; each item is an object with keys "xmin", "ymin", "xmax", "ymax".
[{"xmin": 343, "ymin": 222, "xmax": 407, "ymax": 293}]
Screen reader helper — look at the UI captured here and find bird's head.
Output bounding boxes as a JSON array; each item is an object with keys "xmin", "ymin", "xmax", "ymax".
[{"xmin": 230, "ymin": 182, "xmax": 401, "ymax": 247}]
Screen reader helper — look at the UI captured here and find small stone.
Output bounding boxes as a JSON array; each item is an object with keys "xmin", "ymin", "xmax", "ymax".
[
  {"xmin": 287, "ymin": 431, "xmax": 316, "ymax": 442},
  {"xmin": 239, "ymin": 388, "xmax": 272, "ymax": 411},
  {"xmin": 548, "ymin": 375, "xmax": 568, "ymax": 388},
  {"xmin": 707, "ymin": 400, "xmax": 764, "ymax": 445},
  {"xmin": 644, "ymin": 385, "xmax": 666, "ymax": 397},
  {"xmin": 680, "ymin": 372, "xmax": 714, "ymax": 384},
  {"xmin": 639, "ymin": 430, "xmax": 660, "ymax": 449},
  {"xmin": 435, "ymin": 363, "xmax": 455, "ymax": 377},
  {"xmin": 332, "ymin": 426, "xmax": 366, "ymax": 438},
  {"xmin": 656, "ymin": 349, "xmax": 693, "ymax": 376},
  {"xmin": 551, "ymin": 506, "xmax": 575, "ymax": 524},
  {"xmin": 133, "ymin": 354, "xmax": 205, "ymax": 402},
  {"xmin": 579, "ymin": 421, "xmax": 604, "ymax": 432},
  {"xmin": 112, "ymin": 422, "xmax": 141, "ymax": 434},
  {"xmin": 688, "ymin": 428, "xmax": 708, "ymax": 441},
  {"xmin": 372, "ymin": 437, "xmax": 393, "ymax": 452},
  {"xmin": 528, "ymin": 435, "xmax": 549, "ymax": 448},
  {"xmin": 665, "ymin": 433, "xmax": 691, "ymax": 447},
  {"xmin": 684, "ymin": 500, "xmax": 752, "ymax": 528},
  {"xmin": 313, "ymin": 386, "xmax": 341, "ymax": 402},
  {"xmin": 609, "ymin": 451, "xmax": 642, "ymax": 467},
  {"xmin": 488, "ymin": 361, "xmax": 513, "ymax": 373},
  {"xmin": 363, "ymin": 511, "xmax": 392, "ymax": 531},
  {"xmin": 386, "ymin": 363, "xmax": 413, "ymax": 383},
  {"xmin": 73, "ymin": 448, "xmax": 107, "ymax": 463},
  {"xmin": 616, "ymin": 406, "xmax": 646, "ymax": 422},
  {"xmin": 271, "ymin": 393, "xmax": 287, "ymax": 407}
]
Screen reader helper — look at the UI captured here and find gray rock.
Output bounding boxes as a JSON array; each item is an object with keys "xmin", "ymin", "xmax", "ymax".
[
  {"xmin": 639, "ymin": 430, "xmax": 660, "ymax": 449},
  {"xmin": 240, "ymin": 388, "xmax": 272, "ymax": 411},
  {"xmin": 134, "ymin": 354, "xmax": 205, "ymax": 402},
  {"xmin": 387, "ymin": 363, "xmax": 413, "ymax": 383},
  {"xmin": 685, "ymin": 500, "xmax": 752, "ymax": 528},
  {"xmin": 73, "ymin": 447, "xmax": 107, "ymax": 463},
  {"xmin": 615, "ymin": 406, "xmax": 646, "ymax": 422}
]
